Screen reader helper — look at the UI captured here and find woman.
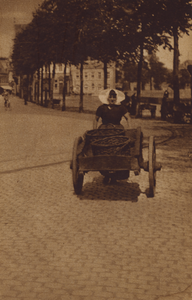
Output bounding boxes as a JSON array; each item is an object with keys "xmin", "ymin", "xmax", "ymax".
[
  {"xmin": 94, "ymin": 89, "xmax": 131, "ymax": 129},
  {"xmin": 93, "ymin": 89, "xmax": 131, "ymax": 184}
]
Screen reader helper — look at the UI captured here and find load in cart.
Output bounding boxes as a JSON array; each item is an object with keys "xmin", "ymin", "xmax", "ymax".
[{"xmin": 71, "ymin": 89, "xmax": 162, "ymax": 197}]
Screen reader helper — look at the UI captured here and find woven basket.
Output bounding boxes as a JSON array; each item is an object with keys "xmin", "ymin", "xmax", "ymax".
[
  {"xmin": 91, "ymin": 136, "xmax": 130, "ymax": 156},
  {"xmin": 86, "ymin": 129, "xmax": 125, "ymax": 144}
]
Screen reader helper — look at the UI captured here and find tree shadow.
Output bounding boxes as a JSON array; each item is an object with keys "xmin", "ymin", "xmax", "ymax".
[{"xmin": 78, "ymin": 175, "xmax": 141, "ymax": 202}]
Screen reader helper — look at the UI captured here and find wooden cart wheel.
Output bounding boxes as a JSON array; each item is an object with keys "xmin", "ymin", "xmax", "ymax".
[
  {"xmin": 148, "ymin": 136, "xmax": 156, "ymax": 197},
  {"xmin": 72, "ymin": 137, "xmax": 84, "ymax": 194}
]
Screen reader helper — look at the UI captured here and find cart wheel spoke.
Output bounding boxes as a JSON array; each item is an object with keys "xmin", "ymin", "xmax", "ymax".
[
  {"xmin": 148, "ymin": 136, "xmax": 156, "ymax": 197},
  {"xmin": 72, "ymin": 137, "xmax": 84, "ymax": 194}
]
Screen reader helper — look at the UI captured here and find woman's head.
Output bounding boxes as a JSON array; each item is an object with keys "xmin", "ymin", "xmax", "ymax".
[{"xmin": 108, "ymin": 89, "xmax": 117, "ymax": 105}]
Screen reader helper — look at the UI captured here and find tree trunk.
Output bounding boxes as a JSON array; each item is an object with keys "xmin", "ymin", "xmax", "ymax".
[
  {"xmin": 50, "ymin": 63, "xmax": 55, "ymax": 109},
  {"xmin": 62, "ymin": 63, "xmax": 67, "ymax": 111},
  {"xmin": 37, "ymin": 68, "xmax": 40, "ymax": 104},
  {"xmin": 48, "ymin": 64, "xmax": 51, "ymax": 98},
  {"xmin": 30, "ymin": 73, "xmax": 33, "ymax": 102},
  {"xmin": 136, "ymin": 41, "xmax": 144, "ymax": 117},
  {"xmin": 104, "ymin": 60, "xmax": 107, "ymax": 89},
  {"xmin": 137, "ymin": 41, "xmax": 143, "ymax": 101},
  {"xmin": 79, "ymin": 61, "xmax": 83, "ymax": 113},
  {"xmin": 20, "ymin": 75, "xmax": 23, "ymax": 99},
  {"xmin": 173, "ymin": 26, "xmax": 180, "ymax": 104},
  {"xmin": 69, "ymin": 64, "xmax": 73, "ymax": 94},
  {"xmin": 41, "ymin": 67, "xmax": 43, "ymax": 106},
  {"xmin": 27, "ymin": 73, "xmax": 29, "ymax": 102},
  {"xmin": 191, "ymin": 75, "xmax": 192, "ymax": 124},
  {"xmin": 150, "ymin": 77, "xmax": 152, "ymax": 90},
  {"xmin": 44, "ymin": 63, "xmax": 48, "ymax": 107}
]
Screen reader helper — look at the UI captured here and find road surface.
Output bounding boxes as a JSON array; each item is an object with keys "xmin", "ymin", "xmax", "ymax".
[{"xmin": 0, "ymin": 95, "xmax": 192, "ymax": 300}]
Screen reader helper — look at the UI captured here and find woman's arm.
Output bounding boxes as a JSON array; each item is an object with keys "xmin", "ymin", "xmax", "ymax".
[
  {"xmin": 93, "ymin": 115, "xmax": 100, "ymax": 129},
  {"xmin": 124, "ymin": 112, "xmax": 131, "ymax": 128}
]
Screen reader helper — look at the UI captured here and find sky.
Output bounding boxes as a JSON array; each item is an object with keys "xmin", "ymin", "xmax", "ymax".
[
  {"xmin": 0, "ymin": 0, "xmax": 44, "ymax": 57},
  {"xmin": 0, "ymin": 0, "xmax": 192, "ymax": 69}
]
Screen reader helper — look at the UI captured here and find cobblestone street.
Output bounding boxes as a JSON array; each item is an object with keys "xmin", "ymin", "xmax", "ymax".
[{"xmin": 0, "ymin": 95, "xmax": 192, "ymax": 300}]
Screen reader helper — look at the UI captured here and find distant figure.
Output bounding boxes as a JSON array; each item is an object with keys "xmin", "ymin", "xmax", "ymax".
[
  {"xmin": 3, "ymin": 89, "xmax": 11, "ymax": 110},
  {"xmin": 161, "ymin": 90, "xmax": 169, "ymax": 120},
  {"xmin": 131, "ymin": 93, "xmax": 137, "ymax": 115},
  {"xmin": 23, "ymin": 86, "xmax": 28, "ymax": 105},
  {"xmin": 121, "ymin": 92, "xmax": 131, "ymax": 113},
  {"xmin": 163, "ymin": 90, "xmax": 169, "ymax": 98}
]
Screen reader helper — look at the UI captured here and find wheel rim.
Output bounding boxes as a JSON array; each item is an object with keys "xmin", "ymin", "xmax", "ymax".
[
  {"xmin": 149, "ymin": 136, "xmax": 156, "ymax": 197},
  {"xmin": 72, "ymin": 137, "xmax": 84, "ymax": 194}
]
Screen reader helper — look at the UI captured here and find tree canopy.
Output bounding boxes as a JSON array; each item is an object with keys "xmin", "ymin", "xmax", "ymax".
[{"xmin": 11, "ymin": 0, "xmax": 192, "ymax": 103}]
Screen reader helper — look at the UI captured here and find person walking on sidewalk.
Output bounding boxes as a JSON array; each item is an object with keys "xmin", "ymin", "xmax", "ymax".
[
  {"xmin": 23, "ymin": 86, "xmax": 28, "ymax": 105},
  {"xmin": 3, "ymin": 89, "xmax": 11, "ymax": 110}
]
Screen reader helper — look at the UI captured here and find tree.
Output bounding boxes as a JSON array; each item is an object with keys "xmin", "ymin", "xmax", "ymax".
[
  {"xmin": 42, "ymin": 0, "xmax": 95, "ymax": 111},
  {"xmin": 147, "ymin": 53, "xmax": 168, "ymax": 89},
  {"xmin": 123, "ymin": 62, "xmax": 138, "ymax": 87},
  {"xmin": 179, "ymin": 68, "xmax": 191, "ymax": 89},
  {"xmin": 106, "ymin": 0, "xmax": 170, "ymax": 108},
  {"xmin": 160, "ymin": 0, "xmax": 192, "ymax": 103}
]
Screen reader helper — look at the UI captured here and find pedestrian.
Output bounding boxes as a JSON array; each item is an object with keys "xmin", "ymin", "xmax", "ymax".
[
  {"xmin": 130, "ymin": 93, "xmax": 137, "ymax": 115},
  {"xmin": 94, "ymin": 89, "xmax": 131, "ymax": 129},
  {"xmin": 3, "ymin": 89, "xmax": 11, "ymax": 110},
  {"xmin": 163, "ymin": 89, "xmax": 169, "ymax": 98},
  {"xmin": 23, "ymin": 86, "xmax": 28, "ymax": 105},
  {"xmin": 121, "ymin": 92, "xmax": 131, "ymax": 113},
  {"xmin": 161, "ymin": 90, "xmax": 169, "ymax": 120}
]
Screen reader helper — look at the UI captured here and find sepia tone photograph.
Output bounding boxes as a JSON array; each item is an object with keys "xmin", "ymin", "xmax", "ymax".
[{"xmin": 0, "ymin": 0, "xmax": 192, "ymax": 299}]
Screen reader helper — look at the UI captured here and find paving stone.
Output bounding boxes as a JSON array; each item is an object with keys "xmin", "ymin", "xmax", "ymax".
[{"xmin": 0, "ymin": 96, "xmax": 191, "ymax": 300}]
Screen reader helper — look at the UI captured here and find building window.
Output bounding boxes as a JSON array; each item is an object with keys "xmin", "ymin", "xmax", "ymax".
[
  {"xmin": 55, "ymin": 84, "xmax": 57, "ymax": 88},
  {"xmin": 107, "ymin": 72, "xmax": 110, "ymax": 78},
  {"xmin": 76, "ymin": 72, "xmax": 79, "ymax": 78},
  {"xmin": 85, "ymin": 72, "xmax": 88, "ymax": 79},
  {"xmin": 91, "ymin": 72, "xmax": 94, "ymax": 78},
  {"xmin": 98, "ymin": 84, "xmax": 102, "ymax": 90},
  {"xmin": 92, "ymin": 83, "xmax": 94, "ymax": 89},
  {"xmin": 98, "ymin": 72, "xmax": 101, "ymax": 79}
]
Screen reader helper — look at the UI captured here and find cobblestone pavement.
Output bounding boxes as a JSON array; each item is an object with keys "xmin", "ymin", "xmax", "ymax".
[{"xmin": 0, "ymin": 95, "xmax": 192, "ymax": 300}]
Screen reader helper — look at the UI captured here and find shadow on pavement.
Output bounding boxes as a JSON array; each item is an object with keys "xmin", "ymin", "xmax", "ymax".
[{"xmin": 78, "ymin": 175, "xmax": 141, "ymax": 202}]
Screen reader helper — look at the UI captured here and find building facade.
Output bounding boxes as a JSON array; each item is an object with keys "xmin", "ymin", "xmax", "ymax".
[
  {"xmin": 0, "ymin": 59, "xmax": 9, "ymax": 84},
  {"xmin": 71, "ymin": 59, "xmax": 116, "ymax": 95},
  {"xmin": 32, "ymin": 60, "xmax": 116, "ymax": 101},
  {"xmin": 52, "ymin": 64, "xmax": 71, "ymax": 96}
]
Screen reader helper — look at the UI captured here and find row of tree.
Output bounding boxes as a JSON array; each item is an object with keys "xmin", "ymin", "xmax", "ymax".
[
  {"xmin": 11, "ymin": 0, "xmax": 192, "ymax": 111},
  {"xmin": 122, "ymin": 53, "xmax": 192, "ymax": 90}
]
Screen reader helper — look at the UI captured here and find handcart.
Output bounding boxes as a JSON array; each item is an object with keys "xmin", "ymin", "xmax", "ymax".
[{"xmin": 71, "ymin": 126, "xmax": 162, "ymax": 197}]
